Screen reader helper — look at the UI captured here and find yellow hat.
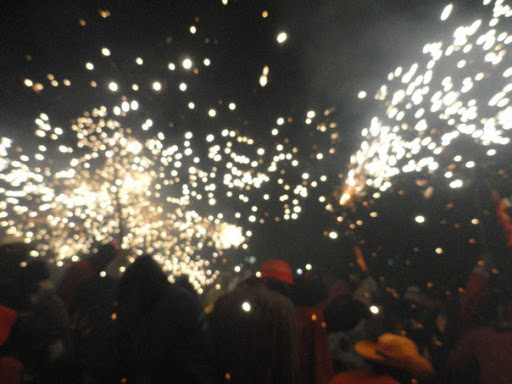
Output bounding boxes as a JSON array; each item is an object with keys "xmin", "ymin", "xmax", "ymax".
[{"xmin": 355, "ymin": 333, "xmax": 435, "ymax": 380}]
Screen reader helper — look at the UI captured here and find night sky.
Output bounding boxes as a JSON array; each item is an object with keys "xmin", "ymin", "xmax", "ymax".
[{"xmin": 1, "ymin": 0, "xmax": 510, "ymax": 294}]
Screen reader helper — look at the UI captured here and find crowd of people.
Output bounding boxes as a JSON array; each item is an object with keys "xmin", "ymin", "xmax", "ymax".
[{"xmin": 0, "ymin": 236, "xmax": 511, "ymax": 384}]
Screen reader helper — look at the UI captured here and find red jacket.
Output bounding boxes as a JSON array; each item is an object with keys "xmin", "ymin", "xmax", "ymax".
[
  {"xmin": 296, "ymin": 307, "xmax": 334, "ymax": 384},
  {"xmin": 447, "ymin": 327, "xmax": 512, "ymax": 384},
  {"xmin": 0, "ymin": 305, "xmax": 22, "ymax": 384},
  {"xmin": 329, "ymin": 371, "xmax": 398, "ymax": 384},
  {"xmin": 0, "ymin": 357, "xmax": 23, "ymax": 384}
]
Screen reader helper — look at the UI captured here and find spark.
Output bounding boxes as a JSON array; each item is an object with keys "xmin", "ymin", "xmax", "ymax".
[
  {"xmin": 276, "ymin": 32, "xmax": 288, "ymax": 44},
  {"xmin": 415, "ymin": 215, "xmax": 426, "ymax": 224},
  {"xmin": 108, "ymin": 82, "xmax": 118, "ymax": 92},
  {"xmin": 182, "ymin": 58, "xmax": 193, "ymax": 70},
  {"xmin": 338, "ymin": 0, "xmax": 512, "ymax": 205},
  {"xmin": 441, "ymin": 4, "xmax": 454, "ymax": 21}
]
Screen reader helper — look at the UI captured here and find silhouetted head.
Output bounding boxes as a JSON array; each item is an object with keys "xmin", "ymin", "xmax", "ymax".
[
  {"xmin": 211, "ymin": 285, "xmax": 298, "ymax": 384},
  {"xmin": 88, "ymin": 241, "xmax": 120, "ymax": 273}
]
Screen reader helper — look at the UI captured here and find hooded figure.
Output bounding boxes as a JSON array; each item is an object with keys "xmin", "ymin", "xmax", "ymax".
[{"xmin": 117, "ymin": 255, "xmax": 214, "ymax": 384}]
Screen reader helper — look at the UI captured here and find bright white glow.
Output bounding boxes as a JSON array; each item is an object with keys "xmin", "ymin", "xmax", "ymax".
[
  {"xmin": 329, "ymin": 231, "xmax": 338, "ymax": 239},
  {"xmin": 234, "ymin": 265, "xmax": 241, "ymax": 273},
  {"xmin": 101, "ymin": 47, "xmax": 111, "ymax": 56},
  {"xmin": 242, "ymin": 301, "xmax": 251, "ymax": 312},
  {"xmin": 276, "ymin": 32, "xmax": 288, "ymax": 44},
  {"xmin": 415, "ymin": 215, "xmax": 426, "ymax": 224},
  {"xmin": 152, "ymin": 81, "xmax": 162, "ymax": 91},
  {"xmin": 188, "ymin": 102, "xmax": 195, "ymax": 109},
  {"xmin": 190, "ymin": 25, "xmax": 197, "ymax": 34},
  {"xmin": 441, "ymin": 4, "xmax": 453, "ymax": 21},
  {"xmin": 203, "ymin": 58, "xmax": 211, "ymax": 66},
  {"xmin": 228, "ymin": 103, "xmax": 236, "ymax": 110},
  {"xmin": 108, "ymin": 82, "xmax": 118, "ymax": 92},
  {"xmin": 135, "ymin": 57, "xmax": 143, "ymax": 65},
  {"xmin": 218, "ymin": 224, "xmax": 245, "ymax": 249},
  {"xmin": 85, "ymin": 62, "xmax": 94, "ymax": 70},
  {"xmin": 179, "ymin": 82, "xmax": 187, "ymax": 91},
  {"xmin": 370, "ymin": 305, "xmax": 379, "ymax": 314},
  {"xmin": 168, "ymin": 62, "xmax": 176, "ymax": 71},
  {"xmin": 305, "ymin": 263, "xmax": 312, "ymax": 271},
  {"xmin": 358, "ymin": 91, "xmax": 367, "ymax": 99},
  {"xmin": 182, "ymin": 58, "xmax": 193, "ymax": 70},
  {"xmin": 450, "ymin": 179, "xmax": 463, "ymax": 189},
  {"xmin": 208, "ymin": 109, "xmax": 216, "ymax": 117}
]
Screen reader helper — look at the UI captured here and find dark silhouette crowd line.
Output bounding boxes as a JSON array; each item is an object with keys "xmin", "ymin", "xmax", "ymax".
[{"xmin": 0, "ymin": 236, "xmax": 511, "ymax": 384}]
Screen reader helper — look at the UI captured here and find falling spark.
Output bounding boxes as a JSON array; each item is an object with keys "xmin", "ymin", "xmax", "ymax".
[
  {"xmin": 441, "ymin": 4, "xmax": 454, "ymax": 21},
  {"xmin": 276, "ymin": 32, "xmax": 288, "ymax": 44},
  {"xmin": 182, "ymin": 58, "xmax": 193, "ymax": 70},
  {"xmin": 108, "ymin": 82, "xmax": 118, "ymax": 92}
]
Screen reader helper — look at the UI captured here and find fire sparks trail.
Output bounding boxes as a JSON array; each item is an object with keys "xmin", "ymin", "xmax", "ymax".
[{"xmin": 340, "ymin": 0, "xmax": 512, "ymax": 206}]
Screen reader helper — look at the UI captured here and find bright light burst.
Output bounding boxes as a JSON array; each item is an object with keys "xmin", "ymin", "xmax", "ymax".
[
  {"xmin": 1, "ymin": 107, "xmax": 255, "ymax": 289},
  {"xmin": 1, "ymin": 9, "xmax": 337, "ymax": 287},
  {"xmin": 339, "ymin": 0, "xmax": 512, "ymax": 206}
]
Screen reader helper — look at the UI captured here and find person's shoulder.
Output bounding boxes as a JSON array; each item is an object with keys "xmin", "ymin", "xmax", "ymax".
[{"xmin": 159, "ymin": 284, "xmax": 202, "ymax": 313}]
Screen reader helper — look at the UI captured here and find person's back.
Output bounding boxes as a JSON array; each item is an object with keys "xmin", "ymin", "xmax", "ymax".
[
  {"xmin": 447, "ymin": 326, "xmax": 512, "ymax": 384},
  {"xmin": 210, "ymin": 285, "xmax": 298, "ymax": 384},
  {"xmin": 117, "ymin": 255, "xmax": 214, "ymax": 384}
]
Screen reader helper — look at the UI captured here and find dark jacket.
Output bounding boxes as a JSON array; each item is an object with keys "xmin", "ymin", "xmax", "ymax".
[{"xmin": 117, "ymin": 256, "xmax": 214, "ymax": 384}]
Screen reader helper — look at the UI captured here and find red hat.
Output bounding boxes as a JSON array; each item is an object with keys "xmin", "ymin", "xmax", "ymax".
[
  {"xmin": 0, "ymin": 305, "xmax": 18, "ymax": 345},
  {"xmin": 261, "ymin": 259, "xmax": 294, "ymax": 285}
]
